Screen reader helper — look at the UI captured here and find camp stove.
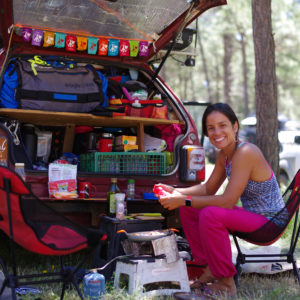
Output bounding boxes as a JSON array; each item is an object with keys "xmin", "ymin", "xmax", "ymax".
[
  {"xmin": 114, "ymin": 230, "xmax": 190, "ymax": 296},
  {"xmin": 121, "ymin": 230, "xmax": 180, "ymax": 263}
]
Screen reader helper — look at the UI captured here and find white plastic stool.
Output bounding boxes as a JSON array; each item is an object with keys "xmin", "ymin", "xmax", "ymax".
[{"xmin": 114, "ymin": 257, "xmax": 191, "ymax": 296}]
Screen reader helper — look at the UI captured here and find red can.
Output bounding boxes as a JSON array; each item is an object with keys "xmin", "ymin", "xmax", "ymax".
[{"xmin": 97, "ymin": 133, "xmax": 113, "ymax": 152}]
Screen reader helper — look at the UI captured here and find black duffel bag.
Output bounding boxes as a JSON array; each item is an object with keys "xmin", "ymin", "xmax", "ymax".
[{"xmin": 1, "ymin": 57, "xmax": 107, "ymax": 113}]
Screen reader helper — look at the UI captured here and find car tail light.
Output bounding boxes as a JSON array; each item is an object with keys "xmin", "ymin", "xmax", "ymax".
[{"xmin": 180, "ymin": 145, "xmax": 205, "ymax": 182}]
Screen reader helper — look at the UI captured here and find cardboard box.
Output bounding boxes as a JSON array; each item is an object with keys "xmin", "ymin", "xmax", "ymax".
[
  {"xmin": 115, "ymin": 135, "xmax": 137, "ymax": 146},
  {"xmin": 114, "ymin": 144, "xmax": 139, "ymax": 152}
]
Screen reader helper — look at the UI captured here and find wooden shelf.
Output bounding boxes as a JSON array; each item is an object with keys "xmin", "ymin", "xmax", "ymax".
[
  {"xmin": 0, "ymin": 109, "xmax": 184, "ymax": 152},
  {"xmin": 40, "ymin": 197, "xmax": 106, "ymax": 202},
  {"xmin": 0, "ymin": 109, "xmax": 183, "ymax": 127}
]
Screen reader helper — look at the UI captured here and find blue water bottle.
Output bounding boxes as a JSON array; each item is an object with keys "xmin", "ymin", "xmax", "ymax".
[{"xmin": 83, "ymin": 271, "xmax": 105, "ymax": 299}]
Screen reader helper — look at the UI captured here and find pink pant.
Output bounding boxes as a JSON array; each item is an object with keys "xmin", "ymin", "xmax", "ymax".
[{"xmin": 179, "ymin": 205, "xmax": 269, "ymax": 278}]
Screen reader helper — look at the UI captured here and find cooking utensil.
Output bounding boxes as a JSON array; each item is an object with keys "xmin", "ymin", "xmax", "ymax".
[
  {"xmin": 128, "ymin": 213, "xmax": 162, "ymax": 217},
  {"xmin": 127, "ymin": 213, "xmax": 164, "ymax": 220},
  {"xmin": 135, "ymin": 215, "xmax": 165, "ymax": 220},
  {"xmin": 117, "ymin": 229, "xmax": 172, "ymax": 242}
]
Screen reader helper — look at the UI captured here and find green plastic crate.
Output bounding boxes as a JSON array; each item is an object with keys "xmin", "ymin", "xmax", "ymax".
[{"xmin": 80, "ymin": 152, "xmax": 166, "ymax": 175}]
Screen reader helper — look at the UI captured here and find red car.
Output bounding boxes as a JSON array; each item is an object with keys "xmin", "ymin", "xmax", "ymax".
[{"xmin": 0, "ymin": 0, "xmax": 226, "ymax": 227}]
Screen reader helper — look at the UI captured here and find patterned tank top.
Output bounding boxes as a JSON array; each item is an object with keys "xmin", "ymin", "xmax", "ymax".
[{"xmin": 225, "ymin": 142, "xmax": 288, "ymax": 226}]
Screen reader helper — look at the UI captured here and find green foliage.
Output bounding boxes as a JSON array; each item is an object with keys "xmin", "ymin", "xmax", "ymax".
[{"xmin": 164, "ymin": 0, "xmax": 300, "ymax": 121}]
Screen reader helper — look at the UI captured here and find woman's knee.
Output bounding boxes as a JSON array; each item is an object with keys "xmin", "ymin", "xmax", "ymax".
[
  {"xmin": 179, "ymin": 206, "xmax": 199, "ymax": 220},
  {"xmin": 199, "ymin": 206, "xmax": 219, "ymax": 226}
]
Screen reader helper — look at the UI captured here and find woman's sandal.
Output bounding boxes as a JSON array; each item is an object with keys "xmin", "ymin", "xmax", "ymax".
[
  {"xmin": 193, "ymin": 286, "xmax": 217, "ymax": 299},
  {"xmin": 190, "ymin": 276, "xmax": 217, "ymax": 289},
  {"xmin": 194, "ymin": 285, "xmax": 236, "ymax": 299},
  {"xmin": 190, "ymin": 280, "xmax": 207, "ymax": 289}
]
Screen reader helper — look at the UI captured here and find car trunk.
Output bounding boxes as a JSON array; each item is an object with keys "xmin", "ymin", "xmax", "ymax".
[{"xmin": 0, "ymin": 0, "xmax": 226, "ymax": 227}]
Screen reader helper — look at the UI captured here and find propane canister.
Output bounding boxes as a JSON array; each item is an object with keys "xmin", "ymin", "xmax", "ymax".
[{"xmin": 83, "ymin": 271, "xmax": 105, "ymax": 299}]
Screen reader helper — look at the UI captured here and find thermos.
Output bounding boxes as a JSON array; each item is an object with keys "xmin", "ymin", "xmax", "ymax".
[
  {"xmin": 83, "ymin": 271, "xmax": 105, "ymax": 299},
  {"xmin": 21, "ymin": 124, "xmax": 37, "ymax": 165}
]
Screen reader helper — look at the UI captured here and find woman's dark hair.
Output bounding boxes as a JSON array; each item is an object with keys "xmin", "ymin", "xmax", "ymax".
[{"xmin": 202, "ymin": 102, "xmax": 239, "ymax": 136}]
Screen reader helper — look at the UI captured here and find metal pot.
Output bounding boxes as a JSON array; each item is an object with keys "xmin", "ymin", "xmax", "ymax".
[
  {"xmin": 118, "ymin": 229, "xmax": 171, "ymax": 242},
  {"xmin": 118, "ymin": 229, "xmax": 180, "ymax": 263}
]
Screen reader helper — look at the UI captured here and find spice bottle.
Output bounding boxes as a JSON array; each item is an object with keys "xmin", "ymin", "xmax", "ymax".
[
  {"xmin": 126, "ymin": 179, "xmax": 135, "ymax": 215},
  {"xmin": 126, "ymin": 179, "xmax": 135, "ymax": 200},
  {"xmin": 107, "ymin": 178, "xmax": 120, "ymax": 217}
]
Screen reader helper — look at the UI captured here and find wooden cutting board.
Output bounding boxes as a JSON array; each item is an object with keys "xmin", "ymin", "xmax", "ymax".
[{"xmin": 135, "ymin": 215, "xmax": 165, "ymax": 220}]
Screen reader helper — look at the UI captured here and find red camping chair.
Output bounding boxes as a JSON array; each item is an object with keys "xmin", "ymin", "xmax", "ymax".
[
  {"xmin": 0, "ymin": 165, "xmax": 107, "ymax": 300},
  {"xmin": 232, "ymin": 169, "xmax": 300, "ymax": 283}
]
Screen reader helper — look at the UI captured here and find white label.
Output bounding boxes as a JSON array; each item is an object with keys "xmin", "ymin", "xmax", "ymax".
[{"xmin": 188, "ymin": 148, "xmax": 205, "ymax": 170}]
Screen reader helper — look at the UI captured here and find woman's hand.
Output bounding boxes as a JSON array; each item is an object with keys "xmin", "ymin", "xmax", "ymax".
[
  {"xmin": 154, "ymin": 183, "xmax": 176, "ymax": 194},
  {"xmin": 153, "ymin": 184, "xmax": 185, "ymax": 210},
  {"xmin": 158, "ymin": 193, "xmax": 185, "ymax": 210}
]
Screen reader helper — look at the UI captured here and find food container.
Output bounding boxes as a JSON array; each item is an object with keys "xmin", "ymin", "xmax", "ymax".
[{"xmin": 97, "ymin": 133, "xmax": 113, "ymax": 152}]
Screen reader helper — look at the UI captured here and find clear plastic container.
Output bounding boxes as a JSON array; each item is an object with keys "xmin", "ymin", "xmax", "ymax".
[{"xmin": 115, "ymin": 193, "xmax": 125, "ymax": 220}]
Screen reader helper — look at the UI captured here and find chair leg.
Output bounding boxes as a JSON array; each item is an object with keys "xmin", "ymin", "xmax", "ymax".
[
  {"xmin": 292, "ymin": 259, "xmax": 300, "ymax": 284},
  {"xmin": 233, "ymin": 272, "xmax": 239, "ymax": 287},
  {"xmin": 10, "ymin": 287, "xmax": 18, "ymax": 300},
  {"xmin": 58, "ymin": 273, "xmax": 85, "ymax": 300},
  {"xmin": 0, "ymin": 258, "xmax": 9, "ymax": 296},
  {"xmin": 0, "ymin": 258, "xmax": 18, "ymax": 300},
  {"xmin": 7, "ymin": 274, "xmax": 17, "ymax": 300},
  {"xmin": 58, "ymin": 255, "xmax": 87, "ymax": 300},
  {"xmin": 71, "ymin": 277, "xmax": 84, "ymax": 300},
  {"xmin": 60, "ymin": 282, "xmax": 66, "ymax": 300}
]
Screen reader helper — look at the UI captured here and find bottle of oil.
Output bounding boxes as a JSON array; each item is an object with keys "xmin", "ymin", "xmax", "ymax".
[{"xmin": 107, "ymin": 178, "xmax": 120, "ymax": 217}]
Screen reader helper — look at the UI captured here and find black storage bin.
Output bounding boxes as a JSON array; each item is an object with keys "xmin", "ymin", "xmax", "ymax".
[{"xmin": 93, "ymin": 216, "xmax": 164, "ymax": 280}]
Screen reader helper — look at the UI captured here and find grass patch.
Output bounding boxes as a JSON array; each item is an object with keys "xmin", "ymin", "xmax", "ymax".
[{"xmin": 1, "ymin": 229, "xmax": 299, "ymax": 300}]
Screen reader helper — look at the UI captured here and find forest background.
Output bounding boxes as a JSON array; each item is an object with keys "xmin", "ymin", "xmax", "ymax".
[
  {"xmin": 162, "ymin": 0, "xmax": 300, "ymax": 121},
  {"xmin": 158, "ymin": 0, "xmax": 300, "ymax": 176}
]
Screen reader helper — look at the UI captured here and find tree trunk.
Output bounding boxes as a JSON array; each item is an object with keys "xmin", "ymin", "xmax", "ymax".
[
  {"xmin": 252, "ymin": 0, "xmax": 279, "ymax": 177},
  {"xmin": 183, "ymin": 70, "xmax": 188, "ymax": 101},
  {"xmin": 190, "ymin": 68, "xmax": 195, "ymax": 101},
  {"xmin": 178, "ymin": 71, "xmax": 184, "ymax": 100},
  {"xmin": 223, "ymin": 33, "xmax": 233, "ymax": 106},
  {"xmin": 240, "ymin": 32, "xmax": 249, "ymax": 117},
  {"xmin": 198, "ymin": 26, "xmax": 212, "ymax": 103},
  {"xmin": 215, "ymin": 60, "xmax": 221, "ymax": 103}
]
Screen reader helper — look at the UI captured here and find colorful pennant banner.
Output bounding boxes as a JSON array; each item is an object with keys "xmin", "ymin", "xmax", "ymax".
[{"xmin": 21, "ymin": 27, "xmax": 149, "ymax": 57}]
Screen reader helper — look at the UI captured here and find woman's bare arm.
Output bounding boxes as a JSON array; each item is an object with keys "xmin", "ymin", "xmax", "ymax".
[
  {"xmin": 156, "ymin": 151, "xmax": 227, "ymax": 197},
  {"xmin": 158, "ymin": 145, "xmax": 259, "ymax": 210}
]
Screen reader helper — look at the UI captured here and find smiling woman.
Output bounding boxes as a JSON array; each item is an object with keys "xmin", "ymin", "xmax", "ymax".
[{"xmin": 154, "ymin": 102, "xmax": 287, "ymax": 297}]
